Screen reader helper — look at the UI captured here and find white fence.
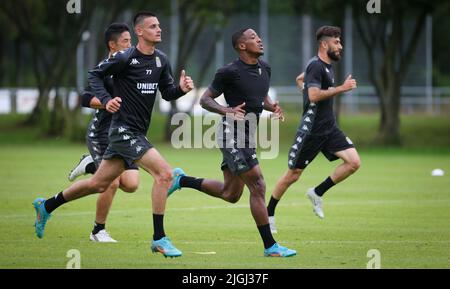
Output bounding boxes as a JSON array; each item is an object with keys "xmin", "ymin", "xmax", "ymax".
[{"xmin": 0, "ymin": 86, "xmax": 449, "ymax": 115}]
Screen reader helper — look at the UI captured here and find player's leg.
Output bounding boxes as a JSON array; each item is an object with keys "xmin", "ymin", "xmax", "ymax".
[
  {"xmin": 330, "ymin": 147, "xmax": 361, "ymax": 184},
  {"xmin": 267, "ymin": 168, "xmax": 303, "ymax": 233},
  {"xmin": 171, "ymin": 167, "xmax": 245, "ymax": 203},
  {"xmin": 269, "ymin": 133, "xmax": 322, "ymax": 226},
  {"xmin": 33, "ymin": 158, "xmax": 125, "ymax": 238},
  {"xmin": 135, "ymin": 147, "xmax": 182, "ymax": 258},
  {"xmin": 90, "ymin": 167, "xmax": 139, "ymax": 242},
  {"xmin": 239, "ymin": 165, "xmax": 296, "ymax": 257},
  {"xmin": 90, "ymin": 177, "xmax": 120, "ymax": 242},
  {"xmin": 118, "ymin": 167, "xmax": 140, "ymax": 193},
  {"xmin": 307, "ymin": 130, "xmax": 359, "ymax": 219}
]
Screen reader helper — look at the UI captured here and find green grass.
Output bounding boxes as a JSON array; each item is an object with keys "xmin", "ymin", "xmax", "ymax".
[
  {"xmin": 0, "ymin": 142, "xmax": 449, "ymax": 268},
  {"xmin": 0, "ymin": 113, "xmax": 449, "ymax": 268}
]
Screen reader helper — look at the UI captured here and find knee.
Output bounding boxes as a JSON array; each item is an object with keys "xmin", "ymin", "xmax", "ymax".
[
  {"xmin": 155, "ymin": 169, "xmax": 173, "ymax": 187},
  {"xmin": 90, "ymin": 178, "xmax": 118, "ymax": 194},
  {"xmin": 250, "ymin": 177, "xmax": 266, "ymax": 197},
  {"xmin": 226, "ymin": 193, "xmax": 242, "ymax": 204},
  {"xmin": 222, "ymin": 187, "xmax": 243, "ymax": 204},
  {"xmin": 120, "ymin": 181, "xmax": 139, "ymax": 193},
  {"xmin": 348, "ymin": 158, "xmax": 361, "ymax": 173}
]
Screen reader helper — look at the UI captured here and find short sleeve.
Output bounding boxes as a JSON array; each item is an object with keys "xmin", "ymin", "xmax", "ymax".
[{"xmin": 305, "ymin": 61, "xmax": 323, "ymax": 89}]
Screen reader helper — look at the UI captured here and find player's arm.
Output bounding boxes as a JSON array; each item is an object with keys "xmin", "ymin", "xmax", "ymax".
[
  {"xmin": 296, "ymin": 72, "xmax": 305, "ymax": 90},
  {"xmin": 200, "ymin": 89, "xmax": 246, "ymax": 120},
  {"xmin": 87, "ymin": 52, "xmax": 127, "ymax": 112},
  {"xmin": 81, "ymin": 88, "xmax": 104, "ymax": 109},
  {"xmin": 263, "ymin": 95, "xmax": 284, "ymax": 121},
  {"xmin": 159, "ymin": 60, "xmax": 194, "ymax": 101},
  {"xmin": 309, "ymin": 74, "xmax": 357, "ymax": 103},
  {"xmin": 88, "ymin": 97, "xmax": 103, "ymax": 109}
]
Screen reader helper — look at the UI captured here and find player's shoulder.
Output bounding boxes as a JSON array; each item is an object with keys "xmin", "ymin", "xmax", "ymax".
[
  {"xmin": 114, "ymin": 46, "xmax": 135, "ymax": 59},
  {"xmin": 306, "ymin": 56, "xmax": 326, "ymax": 70},
  {"xmin": 105, "ymin": 46, "xmax": 135, "ymax": 66},
  {"xmin": 217, "ymin": 60, "xmax": 240, "ymax": 75},
  {"xmin": 155, "ymin": 49, "xmax": 168, "ymax": 59}
]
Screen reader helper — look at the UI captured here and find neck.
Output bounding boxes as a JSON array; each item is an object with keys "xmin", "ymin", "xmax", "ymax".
[
  {"xmin": 239, "ymin": 52, "xmax": 259, "ymax": 65},
  {"xmin": 136, "ymin": 40, "xmax": 156, "ymax": 55},
  {"xmin": 318, "ymin": 50, "xmax": 332, "ymax": 65}
]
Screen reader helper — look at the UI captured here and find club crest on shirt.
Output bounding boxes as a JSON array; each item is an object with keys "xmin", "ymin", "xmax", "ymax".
[
  {"xmin": 258, "ymin": 68, "xmax": 262, "ymax": 75},
  {"xmin": 155, "ymin": 57, "xmax": 162, "ymax": 67}
]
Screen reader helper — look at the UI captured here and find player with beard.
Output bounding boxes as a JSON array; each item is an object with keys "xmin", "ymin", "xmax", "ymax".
[{"xmin": 267, "ymin": 26, "xmax": 361, "ymax": 233}]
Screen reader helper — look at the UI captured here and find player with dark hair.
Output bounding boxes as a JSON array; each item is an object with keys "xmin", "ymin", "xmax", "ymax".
[
  {"xmin": 67, "ymin": 23, "xmax": 140, "ymax": 243},
  {"xmin": 33, "ymin": 12, "xmax": 194, "ymax": 258},
  {"xmin": 267, "ymin": 25, "xmax": 361, "ymax": 233},
  {"xmin": 168, "ymin": 28, "xmax": 296, "ymax": 257}
]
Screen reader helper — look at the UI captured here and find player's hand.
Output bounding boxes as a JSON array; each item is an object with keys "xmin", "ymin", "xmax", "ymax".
[
  {"xmin": 180, "ymin": 70, "xmax": 195, "ymax": 93},
  {"xmin": 228, "ymin": 102, "xmax": 246, "ymax": 121},
  {"xmin": 340, "ymin": 74, "xmax": 357, "ymax": 93},
  {"xmin": 272, "ymin": 101, "xmax": 285, "ymax": 122},
  {"xmin": 296, "ymin": 72, "xmax": 305, "ymax": 90},
  {"xmin": 105, "ymin": 97, "xmax": 122, "ymax": 113}
]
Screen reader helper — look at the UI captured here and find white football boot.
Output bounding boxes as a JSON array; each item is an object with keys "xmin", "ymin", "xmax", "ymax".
[
  {"xmin": 306, "ymin": 188, "xmax": 324, "ymax": 219},
  {"xmin": 89, "ymin": 229, "xmax": 118, "ymax": 243},
  {"xmin": 68, "ymin": 154, "xmax": 94, "ymax": 181}
]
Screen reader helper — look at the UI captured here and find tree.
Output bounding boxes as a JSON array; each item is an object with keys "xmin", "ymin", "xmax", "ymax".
[
  {"xmin": 163, "ymin": 0, "xmax": 238, "ymax": 142},
  {"xmin": 0, "ymin": 0, "xmax": 161, "ymax": 139},
  {"xmin": 352, "ymin": 0, "xmax": 437, "ymax": 145},
  {"xmin": 0, "ymin": 0, "xmax": 96, "ymax": 136}
]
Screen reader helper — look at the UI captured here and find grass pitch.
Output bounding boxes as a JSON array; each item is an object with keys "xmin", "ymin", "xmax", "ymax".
[{"xmin": 0, "ymin": 143, "xmax": 449, "ymax": 268}]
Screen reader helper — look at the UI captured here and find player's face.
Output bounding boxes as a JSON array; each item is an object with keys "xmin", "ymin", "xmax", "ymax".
[
  {"xmin": 138, "ymin": 16, "xmax": 162, "ymax": 44},
  {"xmin": 326, "ymin": 37, "xmax": 343, "ymax": 61},
  {"xmin": 111, "ymin": 31, "xmax": 132, "ymax": 53},
  {"xmin": 242, "ymin": 29, "xmax": 264, "ymax": 56}
]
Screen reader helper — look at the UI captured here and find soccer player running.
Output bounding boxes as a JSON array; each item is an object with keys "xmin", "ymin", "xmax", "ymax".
[
  {"xmin": 168, "ymin": 28, "xmax": 296, "ymax": 257},
  {"xmin": 67, "ymin": 23, "xmax": 140, "ymax": 242},
  {"xmin": 33, "ymin": 11, "xmax": 194, "ymax": 258},
  {"xmin": 267, "ymin": 26, "xmax": 361, "ymax": 233}
]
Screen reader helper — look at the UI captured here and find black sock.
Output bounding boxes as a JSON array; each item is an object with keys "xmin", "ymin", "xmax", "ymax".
[
  {"xmin": 92, "ymin": 222, "xmax": 105, "ymax": 235},
  {"xmin": 267, "ymin": 196, "xmax": 279, "ymax": 217},
  {"xmin": 179, "ymin": 176, "xmax": 204, "ymax": 191},
  {"xmin": 314, "ymin": 177, "xmax": 335, "ymax": 197},
  {"xmin": 153, "ymin": 214, "xmax": 166, "ymax": 241},
  {"xmin": 85, "ymin": 162, "xmax": 97, "ymax": 174},
  {"xmin": 257, "ymin": 224, "xmax": 276, "ymax": 249},
  {"xmin": 44, "ymin": 192, "xmax": 67, "ymax": 214}
]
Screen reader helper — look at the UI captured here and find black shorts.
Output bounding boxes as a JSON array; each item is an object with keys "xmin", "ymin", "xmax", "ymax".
[
  {"xmin": 103, "ymin": 125, "xmax": 152, "ymax": 169},
  {"xmin": 220, "ymin": 147, "xmax": 259, "ymax": 175},
  {"xmin": 86, "ymin": 137, "xmax": 108, "ymax": 168},
  {"xmin": 288, "ymin": 127, "xmax": 355, "ymax": 170}
]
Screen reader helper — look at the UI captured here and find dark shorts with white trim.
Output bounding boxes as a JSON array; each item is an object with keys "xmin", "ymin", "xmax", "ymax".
[
  {"xmin": 288, "ymin": 127, "xmax": 355, "ymax": 170},
  {"xmin": 102, "ymin": 125, "xmax": 151, "ymax": 169},
  {"xmin": 220, "ymin": 146, "xmax": 259, "ymax": 176}
]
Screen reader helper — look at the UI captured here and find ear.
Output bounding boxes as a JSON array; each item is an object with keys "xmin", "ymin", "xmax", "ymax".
[
  {"xmin": 108, "ymin": 40, "xmax": 116, "ymax": 51},
  {"xmin": 135, "ymin": 26, "xmax": 142, "ymax": 37},
  {"xmin": 238, "ymin": 42, "xmax": 246, "ymax": 51}
]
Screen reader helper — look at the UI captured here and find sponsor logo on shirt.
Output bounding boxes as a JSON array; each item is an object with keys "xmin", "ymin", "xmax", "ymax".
[{"xmin": 137, "ymin": 83, "xmax": 159, "ymax": 94}]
